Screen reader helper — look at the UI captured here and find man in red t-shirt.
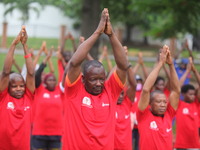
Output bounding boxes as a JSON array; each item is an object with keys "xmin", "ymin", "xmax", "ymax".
[
  {"xmin": 0, "ymin": 26, "xmax": 35, "ymax": 150},
  {"xmin": 174, "ymin": 84, "xmax": 200, "ymax": 149},
  {"xmin": 114, "ymin": 61, "xmax": 136, "ymax": 150},
  {"xmin": 62, "ymin": 8, "xmax": 130, "ymax": 150},
  {"xmin": 137, "ymin": 45, "xmax": 180, "ymax": 150}
]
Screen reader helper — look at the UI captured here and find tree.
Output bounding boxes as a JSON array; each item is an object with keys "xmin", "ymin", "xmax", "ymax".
[{"xmin": 1, "ymin": 0, "xmax": 44, "ymax": 24}]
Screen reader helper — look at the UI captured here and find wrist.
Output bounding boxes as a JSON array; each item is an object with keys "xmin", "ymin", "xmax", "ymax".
[{"xmin": 24, "ymin": 53, "xmax": 32, "ymax": 59}]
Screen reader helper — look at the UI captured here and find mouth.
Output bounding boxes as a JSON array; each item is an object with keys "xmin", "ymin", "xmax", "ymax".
[{"xmin": 93, "ymin": 87, "xmax": 102, "ymax": 94}]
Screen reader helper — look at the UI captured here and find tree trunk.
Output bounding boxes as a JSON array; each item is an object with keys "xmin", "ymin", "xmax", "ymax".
[
  {"xmin": 81, "ymin": 0, "xmax": 101, "ymax": 59},
  {"xmin": 125, "ymin": 24, "xmax": 132, "ymax": 43},
  {"xmin": 143, "ymin": 36, "xmax": 148, "ymax": 45}
]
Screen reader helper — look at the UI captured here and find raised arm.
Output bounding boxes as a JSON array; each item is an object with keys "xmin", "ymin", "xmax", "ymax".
[
  {"xmin": 33, "ymin": 41, "xmax": 45, "ymax": 68},
  {"xmin": 21, "ymin": 26, "xmax": 35, "ymax": 93},
  {"xmin": 166, "ymin": 47, "xmax": 180, "ymax": 110},
  {"xmin": 0, "ymin": 29, "xmax": 21, "ymax": 92},
  {"xmin": 179, "ymin": 58, "xmax": 192, "ymax": 87},
  {"xmin": 191, "ymin": 58, "xmax": 200, "ymax": 86},
  {"xmin": 44, "ymin": 45, "xmax": 55, "ymax": 73},
  {"xmin": 35, "ymin": 50, "xmax": 52, "ymax": 88},
  {"xmin": 67, "ymin": 8, "xmax": 108, "ymax": 83},
  {"xmin": 138, "ymin": 52, "xmax": 148, "ymax": 80},
  {"xmin": 104, "ymin": 10, "xmax": 129, "ymax": 84},
  {"xmin": 138, "ymin": 46, "xmax": 167, "ymax": 111},
  {"xmin": 126, "ymin": 65, "xmax": 137, "ymax": 102}
]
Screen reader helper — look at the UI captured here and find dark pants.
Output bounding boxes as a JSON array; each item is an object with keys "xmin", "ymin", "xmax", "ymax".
[{"xmin": 132, "ymin": 128, "xmax": 139, "ymax": 150}]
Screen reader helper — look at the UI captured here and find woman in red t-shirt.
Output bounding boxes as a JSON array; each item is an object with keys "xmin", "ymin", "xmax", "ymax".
[
  {"xmin": 31, "ymin": 51, "xmax": 64, "ymax": 150},
  {"xmin": 0, "ymin": 26, "xmax": 35, "ymax": 150}
]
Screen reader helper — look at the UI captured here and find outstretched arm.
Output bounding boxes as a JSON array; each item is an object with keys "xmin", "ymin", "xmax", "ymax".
[
  {"xmin": 21, "ymin": 26, "xmax": 35, "ymax": 93},
  {"xmin": 138, "ymin": 46, "xmax": 167, "ymax": 111},
  {"xmin": 166, "ymin": 47, "xmax": 180, "ymax": 110},
  {"xmin": 104, "ymin": 9, "xmax": 129, "ymax": 84},
  {"xmin": 33, "ymin": 41, "xmax": 45, "ymax": 68},
  {"xmin": 67, "ymin": 8, "xmax": 108, "ymax": 83},
  {"xmin": 0, "ymin": 28, "xmax": 21, "ymax": 92}
]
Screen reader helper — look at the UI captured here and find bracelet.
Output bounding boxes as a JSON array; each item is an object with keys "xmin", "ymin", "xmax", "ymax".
[
  {"xmin": 24, "ymin": 53, "xmax": 32, "ymax": 59},
  {"xmin": 125, "ymin": 64, "xmax": 132, "ymax": 70}
]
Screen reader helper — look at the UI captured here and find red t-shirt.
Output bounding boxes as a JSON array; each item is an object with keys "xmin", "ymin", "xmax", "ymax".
[
  {"xmin": 114, "ymin": 95, "xmax": 132, "ymax": 150},
  {"xmin": 174, "ymin": 100, "xmax": 200, "ymax": 148},
  {"xmin": 32, "ymin": 85, "xmax": 63, "ymax": 135},
  {"xmin": 62, "ymin": 71, "xmax": 124, "ymax": 150},
  {"xmin": 0, "ymin": 88, "xmax": 34, "ymax": 150},
  {"xmin": 137, "ymin": 104, "xmax": 176, "ymax": 150}
]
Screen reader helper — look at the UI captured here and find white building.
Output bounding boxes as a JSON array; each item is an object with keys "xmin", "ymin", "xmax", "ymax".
[{"xmin": 0, "ymin": 3, "xmax": 79, "ymax": 38}]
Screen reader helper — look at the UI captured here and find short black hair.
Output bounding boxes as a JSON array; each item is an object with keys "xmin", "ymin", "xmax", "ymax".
[
  {"xmin": 181, "ymin": 84, "xmax": 195, "ymax": 94},
  {"xmin": 154, "ymin": 76, "xmax": 165, "ymax": 86},
  {"xmin": 82, "ymin": 60, "xmax": 104, "ymax": 76}
]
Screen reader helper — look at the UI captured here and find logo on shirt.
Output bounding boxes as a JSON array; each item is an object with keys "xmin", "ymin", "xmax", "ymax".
[
  {"xmin": 125, "ymin": 114, "xmax": 130, "ymax": 119},
  {"xmin": 82, "ymin": 97, "xmax": 92, "ymax": 108},
  {"xmin": 183, "ymin": 108, "xmax": 189, "ymax": 114},
  {"xmin": 54, "ymin": 94, "xmax": 60, "ymax": 98},
  {"xmin": 166, "ymin": 128, "xmax": 172, "ymax": 133},
  {"xmin": 102, "ymin": 102, "xmax": 109, "ymax": 107},
  {"xmin": 7, "ymin": 102, "xmax": 15, "ymax": 110},
  {"xmin": 43, "ymin": 93, "xmax": 50, "ymax": 98},
  {"xmin": 150, "ymin": 121, "xmax": 159, "ymax": 131}
]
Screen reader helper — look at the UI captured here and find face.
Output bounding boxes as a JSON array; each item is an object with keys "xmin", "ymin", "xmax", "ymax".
[
  {"xmin": 150, "ymin": 93, "xmax": 167, "ymax": 116},
  {"xmin": 9, "ymin": 76, "xmax": 25, "ymax": 99},
  {"xmin": 45, "ymin": 76, "xmax": 56, "ymax": 91},
  {"xmin": 62, "ymin": 51, "xmax": 72, "ymax": 63},
  {"xmin": 155, "ymin": 80, "xmax": 165, "ymax": 91},
  {"xmin": 183, "ymin": 89, "xmax": 195, "ymax": 103},
  {"xmin": 83, "ymin": 66, "xmax": 106, "ymax": 95},
  {"xmin": 117, "ymin": 91, "xmax": 124, "ymax": 104}
]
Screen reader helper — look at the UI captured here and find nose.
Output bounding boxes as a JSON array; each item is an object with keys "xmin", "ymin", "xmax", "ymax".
[{"xmin": 96, "ymin": 80, "xmax": 102, "ymax": 86}]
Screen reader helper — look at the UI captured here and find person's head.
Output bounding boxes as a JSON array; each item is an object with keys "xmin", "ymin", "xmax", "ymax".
[
  {"xmin": 43, "ymin": 73, "xmax": 56, "ymax": 91},
  {"xmin": 179, "ymin": 58, "xmax": 188, "ymax": 70},
  {"xmin": 8, "ymin": 73, "xmax": 25, "ymax": 99},
  {"xmin": 181, "ymin": 84, "xmax": 195, "ymax": 103},
  {"xmin": 154, "ymin": 76, "xmax": 165, "ymax": 91},
  {"xmin": 150, "ymin": 90, "xmax": 167, "ymax": 116},
  {"xmin": 117, "ymin": 90, "xmax": 125, "ymax": 105},
  {"xmin": 82, "ymin": 60, "xmax": 106, "ymax": 95},
  {"xmin": 62, "ymin": 51, "xmax": 72, "ymax": 63},
  {"xmin": 135, "ymin": 75, "xmax": 143, "ymax": 91}
]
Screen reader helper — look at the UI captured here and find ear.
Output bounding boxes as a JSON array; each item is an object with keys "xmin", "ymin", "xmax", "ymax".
[{"xmin": 82, "ymin": 75, "xmax": 85, "ymax": 84}]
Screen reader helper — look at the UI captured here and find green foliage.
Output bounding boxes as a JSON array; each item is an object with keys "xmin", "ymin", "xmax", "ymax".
[
  {"xmin": 134, "ymin": 0, "xmax": 200, "ymax": 38},
  {"xmin": 1, "ymin": 0, "xmax": 44, "ymax": 24}
]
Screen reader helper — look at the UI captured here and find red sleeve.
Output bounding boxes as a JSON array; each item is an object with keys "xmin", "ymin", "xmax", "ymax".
[
  {"xmin": 65, "ymin": 74, "xmax": 82, "ymax": 99},
  {"xmin": 106, "ymin": 71, "xmax": 125, "ymax": 102},
  {"xmin": 57, "ymin": 59, "xmax": 64, "ymax": 83},
  {"xmin": 166, "ymin": 103, "xmax": 176, "ymax": 119},
  {"xmin": 25, "ymin": 87, "xmax": 35, "ymax": 102},
  {"xmin": 0, "ymin": 88, "xmax": 8, "ymax": 102},
  {"xmin": 136, "ymin": 106, "xmax": 149, "ymax": 123}
]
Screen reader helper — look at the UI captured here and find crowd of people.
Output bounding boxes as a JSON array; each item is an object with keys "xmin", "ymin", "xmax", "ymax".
[{"xmin": 0, "ymin": 8, "xmax": 200, "ymax": 150}]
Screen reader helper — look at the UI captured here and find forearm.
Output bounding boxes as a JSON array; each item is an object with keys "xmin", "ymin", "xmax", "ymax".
[
  {"xmin": 69, "ymin": 32, "xmax": 100, "ymax": 67},
  {"xmin": 169, "ymin": 63, "xmax": 180, "ymax": 93},
  {"xmin": 35, "ymin": 63, "xmax": 46, "ymax": 88},
  {"xmin": 143, "ymin": 62, "xmax": 163, "ymax": 92},
  {"xmin": 193, "ymin": 68, "xmax": 200, "ymax": 86},
  {"xmin": 3, "ymin": 44, "xmax": 16, "ymax": 75},
  {"xmin": 109, "ymin": 34, "xmax": 129, "ymax": 70},
  {"xmin": 23, "ymin": 44, "xmax": 34, "ymax": 76}
]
